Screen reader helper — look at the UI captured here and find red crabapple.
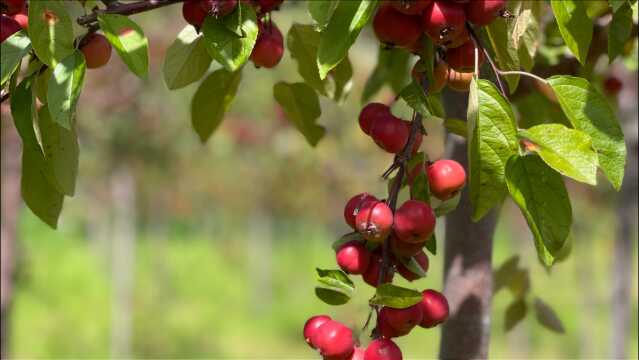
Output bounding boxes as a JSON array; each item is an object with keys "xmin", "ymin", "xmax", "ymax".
[
  {"xmin": 390, "ymin": 236, "xmax": 426, "ymax": 258},
  {"xmin": 304, "ymin": 315, "xmax": 332, "ymax": 349},
  {"xmin": 422, "ymin": 1, "xmax": 466, "ymax": 46},
  {"xmin": 447, "ymin": 68, "xmax": 473, "ymax": 92},
  {"xmin": 80, "ymin": 33, "xmax": 112, "ymax": 69},
  {"xmin": 370, "ymin": 115, "xmax": 409, "ymax": 154},
  {"xmin": 393, "ymin": 200, "xmax": 436, "ymax": 243},
  {"xmin": 250, "ymin": 21, "xmax": 284, "ymax": 68},
  {"xmin": 0, "ymin": 14, "xmax": 20, "ymax": 42},
  {"xmin": 379, "ymin": 304, "xmax": 423, "ymax": 334},
  {"xmin": 344, "ymin": 193, "xmax": 379, "ymax": 229},
  {"xmin": 465, "ymin": 0, "xmax": 506, "ymax": 26},
  {"xmin": 364, "ymin": 338, "xmax": 403, "ymax": 360},
  {"xmin": 427, "ymin": 159, "xmax": 466, "ymax": 200},
  {"xmin": 418, "ymin": 289, "xmax": 449, "ymax": 328},
  {"xmin": 445, "ymin": 40, "xmax": 484, "ymax": 72},
  {"xmin": 373, "ymin": 4, "xmax": 423, "ymax": 48},
  {"xmin": 355, "ymin": 201, "xmax": 394, "ymax": 243},
  {"xmin": 359, "ymin": 103, "xmax": 391, "ymax": 136},
  {"xmin": 336, "ymin": 241, "xmax": 372, "ymax": 275},
  {"xmin": 349, "ymin": 346, "xmax": 366, "ymax": 360},
  {"xmin": 10, "ymin": 5, "xmax": 26, "ymax": 29},
  {"xmin": 396, "ymin": 250, "xmax": 429, "ymax": 281},
  {"xmin": 182, "ymin": 0, "xmax": 207, "ymax": 26},
  {"xmin": 312, "ymin": 320, "xmax": 355, "ymax": 360},
  {"xmin": 362, "ymin": 253, "xmax": 394, "ymax": 287}
]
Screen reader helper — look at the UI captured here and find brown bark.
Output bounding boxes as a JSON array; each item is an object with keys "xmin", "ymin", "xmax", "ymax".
[
  {"xmin": 439, "ymin": 90, "xmax": 498, "ymax": 360},
  {"xmin": 1, "ymin": 117, "xmax": 22, "ymax": 359}
]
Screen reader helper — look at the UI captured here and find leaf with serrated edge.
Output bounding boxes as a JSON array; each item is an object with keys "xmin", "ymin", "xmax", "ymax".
[{"xmin": 548, "ymin": 76, "xmax": 626, "ymax": 190}]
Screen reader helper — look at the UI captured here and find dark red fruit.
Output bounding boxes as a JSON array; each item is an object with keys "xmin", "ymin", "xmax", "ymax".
[
  {"xmin": 393, "ymin": 200, "xmax": 436, "ymax": 243},
  {"xmin": 182, "ymin": 0, "xmax": 208, "ymax": 26},
  {"xmin": 373, "ymin": 5, "xmax": 423, "ymax": 48},
  {"xmin": 355, "ymin": 201, "xmax": 394, "ymax": 243},
  {"xmin": 422, "ymin": 1, "xmax": 466, "ymax": 46},
  {"xmin": 250, "ymin": 21, "xmax": 284, "ymax": 68},
  {"xmin": 1, "ymin": 0, "xmax": 24, "ymax": 15},
  {"xmin": 344, "ymin": 193, "xmax": 378, "ymax": 229},
  {"xmin": 312, "ymin": 320, "xmax": 355, "ymax": 360},
  {"xmin": 359, "ymin": 103, "xmax": 391, "ymax": 135},
  {"xmin": 379, "ymin": 304, "xmax": 423, "ymax": 334},
  {"xmin": 427, "ymin": 159, "xmax": 466, "ymax": 200},
  {"xmin": 390, "ymin": 236, "xmax": 425, "ymax": 258},
  {"xmin": 396, "ymin": 250, "xmax": 429, "ymax": 281},
  {"xmin": 349, "ymin": 346, "xmax": 366, "ymax": 360},
  {"xmin": 0, "ymin": 14, "xmax": 19, "ymax": 42},
  {"xmin": 604, "ymin": 76, "xmax": 623, "ymax": 96},
  {"xmin": 80, "ymin": 33, "xmax": 112, "ymax": 69},
  {"xmin": 391, "ymin": 0, "xmax": 432, "ymax": 15},
  {"xmin": 364, "ymin": 339, "xmax": 403, "ymax": 360},
  {"xmin": 465, "ymin": 0, "xmax": 506, "ymax": 26},
  {"xmin": 336, "ymin": 241, "xmax": 371, "ymax": 275},
  {"xmin": 405, "ymin": 35, "xmax": 425, "ymax": 54},
  {"xmin": 445, "ymin": 40, "xmax": 484, "ymax": 72},
  {"xmin": 304, "ymin": 315, "xmax": 332, "ymax": 349},
  {"xmin": 377, "ymin": 313, "xmax": 404, "ymax": 338},
  {"xmin": 418, "ymin": 289, "xmax": 449, "ymax": 328},
  {"xmin": 370, "ymin": 116, "xmax": 409, "ymax": 154},
  {"xmin": 362, "ymin": 253, "xmax": 394, "ymax": 287},
  {"xmin": 412, "ymin": 60, "xmax": 448, "ymax": 93},
  {"xmin": 10, "ymin": 5, "xmax": 26, "ymax": 29},
  {"xmin": 447, "ymin": 68, "xmax": 473, "ymax": 92}
]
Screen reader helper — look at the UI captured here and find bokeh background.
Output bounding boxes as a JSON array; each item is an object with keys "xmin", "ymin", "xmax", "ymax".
[{"xmin": 1, "ymin": 2, "xmax": 638, "ymax": 359}]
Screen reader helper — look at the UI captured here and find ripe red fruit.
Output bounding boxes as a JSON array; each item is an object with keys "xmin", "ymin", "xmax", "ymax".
[
  {"xmin": 447, "ymin": 68, "xmax": 473, "ymax": 92},
  {"xmin": 364, "ymin": 339, "xmax": 403, "ymax": 360},
  {"xmin": 10, "ymin": 5, "xmax": 27, "ymax": 30},
  {"xmin": 393, "ymin": 200, "xmax": 436, "ymax": 243},
  {"xmin": 396, "ymin": 250, "xmax": 429, "ymax": 281},
  {"xmin": 445, "ymin": 40, "xmax": 484, "ymax": 72},
  {"xmin": 604, "ymin": 76, "xmax": 623, "ymax": 96},
  {"xmin": 412, "ymin": 60, "xmax": 448, "ymax": 93},
  {"xmin": 427, "ymin": 159, "xmax": 466, "ymax": 200},
  {"xmin": 423, "ymin": 1, "xmax": 466, "ymax": 46},
  {"xmin": 373, "ymin": 5, "xmax": 423, "ymax": 48},
  {"xmin": 304, "ymin": 315, "xmax": 332, "ymax": 349},
  {"xmin": 465, "ymin": 0, "xmax": 506, "ymax": 26},
  {"xmin": 390, "ymin": 236, "xmax": 425, "ymax": 258},
  {"xmin": 377, "ymin": 313, "xmax": 404, "ymax": 338},
  {"xmin": 80, "ymin": 33, "xmax": 112, "ymax": 69},
  {"xmin": 391, "ymin": 0, "xmax": 432, "ymax": 15},
  {"xmin": 359, "ymin": 103, "xmax": 391, "ymax": 135},
  {"xmin": 349, "ymin": 346, "xmax": 366, "ymax": 360},
  {"xmin": 312, "ymin": 320, "xmax": 355, "ymax": 360},
  {"xmin": 362, "ymin": 253, "xmax": 394, "ymax": 287},
  {"xmin": 0, "ymin": 14, "xmax": 20, "ymax": 42},
  {"xmin": 418, "ymin": 289, "xmax": 449, "ymax": 328},
  {"xmin": 379, "ymin": 304, "xmax": 423, "ymax": 334},
  {"xmin": 336, "ymin": 241, "xmax": 372, "ymax": 275},
  {"xmin": 355, "ymin": 201, "xmax": 394, "ymax": 243},
  {"xmin": 370, "ymin": 116, "xmax": 409, "ymax": 154},
  {"xmin": 182, "ymin": 0, "xmax": 208, "ymax": 26},
  {"xmin": 1, "ymin": 0, "xmax": 24, "ymax": 15},
  {"xmin": 250, "ymin": 21, "xmax": 284, "ymax": 68},
  {"xmin": 344, "ymin": 193, "xmax": 379, "ymax": 229}
]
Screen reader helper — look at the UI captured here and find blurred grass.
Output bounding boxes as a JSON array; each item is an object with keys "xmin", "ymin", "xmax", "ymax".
[{"xmin": 10, "ymin": 196, "xmax": 638, "ymax": 359}]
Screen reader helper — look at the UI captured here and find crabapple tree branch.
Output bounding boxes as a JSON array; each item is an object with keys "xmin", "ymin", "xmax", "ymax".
[{"xmin": 77, "ymin": 0, "xmax": 184, "ymax": 26}]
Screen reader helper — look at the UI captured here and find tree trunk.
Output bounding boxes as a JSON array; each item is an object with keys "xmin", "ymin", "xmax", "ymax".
[
  {"xmin": 609, "ymin": 71, "xmax": 638, "ymax": 360},
  {"xmin": 439, "ymin": 90, "xmax": 499, "ymax": 360},
  {"xmin": 109, "ymin": 166, "xmax": 136, "ymax": 359},
  {"xmin": 1, "ymin": 118, "xmax": 22, "ymax": 360}
]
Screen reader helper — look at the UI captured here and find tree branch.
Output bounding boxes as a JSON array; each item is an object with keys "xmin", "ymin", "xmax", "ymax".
[{"xmin": 77, "ymin": 0, "xmax": 184, "ymax": 26}]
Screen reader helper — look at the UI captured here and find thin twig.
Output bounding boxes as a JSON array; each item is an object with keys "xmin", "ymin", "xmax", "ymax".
[
  {"xmin": 465, "ymin": 22, "xmax": 509, "ymax": 98},
  {"xmin": 77, "ymin": 0, "xmax": 184, "ymax": 26},
  {"xmin": 498, "ymin": 70, "xmax": 548, "ymax": 84}
]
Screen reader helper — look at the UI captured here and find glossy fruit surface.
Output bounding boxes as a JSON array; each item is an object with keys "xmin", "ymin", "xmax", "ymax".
[
  {"xmin": 304, "ymin": 315, "xmax": 332, "ymax": 348},
  {"xmin": 380, "ymin": 304, "xmax": 423, "ymax": 334},
  {"xmin": 80, "ymin": 33, "xmax": 112, "ymax": 69},
  {"xmin": 344, "ymin": 193, "xmax": 378, "ymax": 229},
  {"xmin": 0, "ymin": 14, "xmax": 20, "ymax": 42},
  {"xmin": 465, "ymin": 0, "xmax": 506, "ymax": 26},
  {"xmin": 393, "ymin": 200, "xmax": 436, "ymax": 243},
  {"xmin": 250, "ymin": 21, "xmax": 284, "ymax": 68},
  {"xmin": 418, "ymin": 289, "xmax": 449, "ymax": 328},
  {"xmin": 312, "ymin": 320, "xmax": 355, "ymax": 360},
  {"xmin": 336, "ymin": 241, "xmax": 372, "ymax": 275},
  {"xmin": 427, "ymin": 159, "xmax": 466, "ymax": 200},
  {"xmin": 422, "ymin": 1, "xmax": 466, "ymax": 46},
  {"xmin": 355, "ymin": 201, "xmax": 394, "ymax": 242},
  {"xmin": 362, "ymin": 253, "xmax": 394, "ymax": 287},
  {"xmin": 359, "ymin": 103, "xmax": 391, "ymax": 135},
  {"xmin": 182, "ymin": 0, "xmax": 208, "ymax": 26},
  {"xmin": 370, "ymin": 116, "xmax": 409, "ymax": 154},
  {"xmin": 364, "ymin": 339, "xmax": 403, "ymax": 360},
  {"xmin": 445, "ymin": 40, "xmax": 484, "ymax": 72},
  {"xmin": 373, "ymin": 5, "xmax": 423, "ymax": 48}
]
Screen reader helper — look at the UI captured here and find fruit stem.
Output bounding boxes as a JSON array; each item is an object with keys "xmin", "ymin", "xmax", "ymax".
[
  {"xmin": 497, "ymin": 70, "xmax": 548, "ymax": 84},
  {"xmin": 465, "ymin": 22, "xmax": 509, "ymax": 98}
]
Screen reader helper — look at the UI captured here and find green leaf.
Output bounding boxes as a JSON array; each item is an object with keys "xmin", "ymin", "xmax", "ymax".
[
  {"xmin": 330, "ymin": 56, "xmax": 353, "ymax": 102},
  {"xmin": 609, "ymin": 0, "xmax": 629, "ymax": 12},
  {"xmin": 425, "ymin": 234, "xmax": 436, "ymax": 255},
  {"xmin": 98, "ymin": 14, "xmax": 149, "ymax": 78},
  {"xmin": 444, "ymin": 118, "xmax": 467, "ymax": 138},
  {"xmin": 37, "ymin": 107, "xmax": 79, "ymax": 197},
  {"xmin": 550, "ymin": 0, "xmax": 593, "ymax": 64},
  {"xmin": 287, "ymin": 24, "xmax": 326, "ymax": 95},
  {"xmin": 191, "ymin": 69, "xmax": 242, "ymax": 143},
  {"xmin": 467, "ymin": 78, "xmax": 518, "ymax": 221},
  {"xmin": 202, "ymin": 3, "xmax": 258, "ymax": 72},
  {"xmin": 28, "ymin": 1, "xmax": 75, "ymax": 67},
  {"xmin": 398, "ymin": 256, "xmax": 427, "ymax": 279},
  {"xmin": 163, "ymin": 26, "xmax": 213, "ymax": 90},
  {"xmin": 485, "ymin": 4, "xmax": 520, "ymax": 91},
  {"xmin": 410, "ymin": 172, "xmax": 432, "ymax": 204},
  {"xmin": 11, "ymin": 79, "xmax": 64, "ymax": 229},
  {"xmin": 399, "ymin": 81, "xmax": 433, "ymax": 118},
  {"xmin": 506, "ymin": 155, "xmax": 572, "ymax": 266},
  {"xmin": 434, "ymin": 192, "xmax": 461, "ymax": 217},
  {"xmin": 315, "ymin": 268, "xmax": 354, "ymax": 305},
  {"xmin": 547, "ymin": 76, "xmax": 626, "ymax": 190},
  {"xmin": 518, "ymin": 124, "xmax": 598, "ymax": 185},
  {"xmin": 308, "ymin": 0, "xmax": 338, "ymax": 30},
  {"xmin": 47, "ymin": 51, "xmax": 86, "ymax": 129},
  {"xmin": 505, "ymin": 299, "xmax": 528, "ymax": 332},
  {"xmin": 608, "ymin": 2, "xmax": 633, "ymax": 62},
  {"xmin": 370, "ymin": 284, "xmax": 422, "ymax": 309},
  {"xmin": 361, "ymin": 47, "xmax": 411, "ymax": 103},
  {"xmin": 317, "ymin": 0, "xmax": 378, "ymax": 79},
  {"xmin": 533, "ymin": 297, "xmax": 566, "ymax": 333},
  {"xmin": 1, "ymin": 31, "xmax": 31, "ymax": 86},
  {"xmin": 273, "ymin": 82, "xmax": 325, "ymax": 146},
  {"xmin": 332, "ymin": 232, "xmax": 365, "ymax": 251}
]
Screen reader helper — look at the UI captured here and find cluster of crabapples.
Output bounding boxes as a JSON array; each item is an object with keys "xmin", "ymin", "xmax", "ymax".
[
  {"xmin": 182, "ymin": 0, "xmax": 285, "ymax": 68},
  {"xmin": 302, "ymin": 107, "xmax": 466, "ymax": 359},
  {"xmin": 374, "ymin": 0, "xmax": 507, "ymax": 93}
]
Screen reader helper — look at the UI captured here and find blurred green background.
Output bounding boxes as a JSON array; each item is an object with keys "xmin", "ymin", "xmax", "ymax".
[{"xmin": 5, "ymin": 2, "xmax": 639, "ymax": 359}]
